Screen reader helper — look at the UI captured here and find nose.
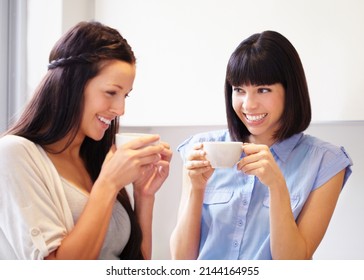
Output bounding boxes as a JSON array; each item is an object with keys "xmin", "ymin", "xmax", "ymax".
[
  {"xmin": 241, "ymin": 92, "xmax": 258, "ymax": 112},
  {"xmin": 110, "ymin": 96, "xmax": 125, "ymax": 116}
]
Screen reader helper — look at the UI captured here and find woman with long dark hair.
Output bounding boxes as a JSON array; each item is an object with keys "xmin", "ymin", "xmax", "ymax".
[{"xmin": 0, "ymin": 21, "xmax": 172, "ymax": 260}]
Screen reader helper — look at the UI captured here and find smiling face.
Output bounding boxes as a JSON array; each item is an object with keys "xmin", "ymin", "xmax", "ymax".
[
  {"xmin": 232, "ymin": 83, "xmax": 285, "ymax": 145},
  {"xmin": 81, "ymin": 59, "xmax": 136, "ymax": 141}
]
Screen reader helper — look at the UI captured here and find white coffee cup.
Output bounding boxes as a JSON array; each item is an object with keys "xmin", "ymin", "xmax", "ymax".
[
  {"xmin": 203, "ymin": 141, "xmax": 243, "ymax": 168},
  {"xmin": 115, "ymin": 132, "xmax": 159, "ymax": 148}
]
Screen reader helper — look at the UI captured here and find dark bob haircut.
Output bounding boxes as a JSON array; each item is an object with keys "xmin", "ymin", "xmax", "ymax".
[{"xmin": 225, "ymin": 30, "xmax": 311, "ymax": 143}]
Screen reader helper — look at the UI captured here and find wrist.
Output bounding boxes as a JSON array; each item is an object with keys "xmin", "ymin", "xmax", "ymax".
[
  {"xmin": 93, "ymin": 176, "xmax": 121, "ymax": 199},
  {"xmin": 133, "ymin": 189, "xmax": 155, "ymax": 204}
]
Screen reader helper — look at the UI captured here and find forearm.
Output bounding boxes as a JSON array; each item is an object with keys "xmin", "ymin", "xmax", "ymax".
[
  {"xmin": 133, "ymin": 193, "xmax": 155, "ymax": 259},
  {"xmin": 45, "ymin": 180, "xmax": 119, "ymax": 260},
  {"xmin": 271, "ymin": 171, "xmax": 345, "ymax": 260},
  {"xmin": 269, "ymin": 184, "xmax": 308, "ymax": 259},
  {"xmin": 170, "ymin": 188, "xmax": 204, "ymax": 260}
]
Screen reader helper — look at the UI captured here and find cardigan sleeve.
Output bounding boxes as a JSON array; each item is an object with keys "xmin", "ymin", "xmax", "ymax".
[{"xmin": 0, "ymin": 135, "xmax": 74, "ymax": 259}]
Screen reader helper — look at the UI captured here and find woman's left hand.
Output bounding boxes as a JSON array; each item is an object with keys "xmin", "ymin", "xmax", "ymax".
[
  {"xmin": 133, "ymin": 141, "xmax": 172, "ymax": 197},
  {"xmin": 237, "ymin": 143, "xmax": 285, "ymax": 189}
]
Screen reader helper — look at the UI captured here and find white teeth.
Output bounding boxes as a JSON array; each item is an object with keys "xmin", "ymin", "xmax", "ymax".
[
  {"xmin": 98, "ymin": 116, "xmax": 112, "ymax": 125},
  {"xmin": 245, "ymin": 114, "xmax": 267, "ymax": 121}
]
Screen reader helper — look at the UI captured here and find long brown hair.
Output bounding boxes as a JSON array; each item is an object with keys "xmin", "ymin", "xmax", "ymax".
[{"xmin": 6, "ymin": 21, "xmax": 143, "ymax": 259}]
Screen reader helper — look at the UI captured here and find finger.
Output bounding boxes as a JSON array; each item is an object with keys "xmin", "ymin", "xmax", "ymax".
[
  {"xmin": 142, "ymin": 164, "xmax": 155, "ymax": 176},
  {"xmin": 116, "ymin": 144, "xmax": 163, "ymax": 162},
  {"xmin": 159, "ymin": 141, "xmax": 171, "ymax": 150},
  {"xmin": 134, "ymin": 152, "xmax": 162, "ymax": 167},
  {"xmin": 158, "ymin": 141, "xmax": 172, "ymax": 156},
  {"xmin": 243, "ymin": 143, "xmax": 269, "ymax": 156},
  {"xmin": 187, "ymin": 149, "xmax": 206, "ymax": 161},
  {"xmin": 155, "ymin": 160, "xmax": 170, "ymax": 175},
  {"xmin": 160, "ymin": 147, "xmax": 173, "ymax": 162},
  {"xmin": 155, "ymin": 159, "xmax": 170, "ymax": 168},
  {"xmin": 134, "ymin": 143, "xmax": 165, "ymax": 157},
  {"xmin": 238, "ymin": 160, "xmax": 262, "ymax": 173},
  {"xmin": 185, "ymin": 160, "xmax": 210, "ymax": 170},
  {"xmin": 192, "ymin": 142, "xmax": 203, "ymax": 150},
  {"xmin": 124, "ymin": 134, "xmax": 161, "ymax": 150},
  {"xmin": 237, "ymin": 151, "xmax": 265, "ymax": 171},
  {"xmin": 187, "ymin": 166, "xmax": 212, "ymax": 176},
  {"xmin": 238, "ymin": 151, "xmax": 261, "ymax": 167}
]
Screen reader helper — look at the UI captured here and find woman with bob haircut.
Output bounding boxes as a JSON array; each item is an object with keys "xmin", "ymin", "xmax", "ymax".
[
  {"xmin": 170, "ymin": 30, "xmax": 352, "ymax": 260},
  {"xmin": 0, "ymin": 21, "xmax": 172, "ymax": 260}
]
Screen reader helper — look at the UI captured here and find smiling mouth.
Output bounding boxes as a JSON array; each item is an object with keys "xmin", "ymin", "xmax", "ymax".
[
  {"xmin": 244, "ymin": 113, "xmax": 268, "ymax": 122},
  {"xmin": 97, "ymin": 116, "xmax": 112, "ymax": 125}
]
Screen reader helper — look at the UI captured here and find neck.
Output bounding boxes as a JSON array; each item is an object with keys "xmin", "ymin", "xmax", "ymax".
[
  {"xmin": 44, "ymin": 133, "xmax": 84, "ymax": 158},
  {"xmin": 248, "ymin": 135, "xmax": 276, "ymax": 147}
]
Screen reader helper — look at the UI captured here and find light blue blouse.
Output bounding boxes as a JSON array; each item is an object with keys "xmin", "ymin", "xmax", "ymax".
[{"xmin": 177, "ymin": 130, "xmax": 353, "ymax": 260}]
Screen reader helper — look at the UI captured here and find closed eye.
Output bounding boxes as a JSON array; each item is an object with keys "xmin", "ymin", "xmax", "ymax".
[
  {"xmin": 106, "ymin": 91, "xmax": 117, "ymax": 96},
  {"xmin": 105, "ymin": 91, "xmax": 130, "ymax": 98}
]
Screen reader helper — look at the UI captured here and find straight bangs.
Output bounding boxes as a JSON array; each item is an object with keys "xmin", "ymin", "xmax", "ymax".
[{"xmin": 226, "ymin": 47, "xmax": 285, "ymax": 88}]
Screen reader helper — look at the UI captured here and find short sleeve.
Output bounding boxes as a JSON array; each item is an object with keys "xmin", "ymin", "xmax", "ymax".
[{"xmin": 312, "ymin": 144, "xmax": 353, "ymax": 190}]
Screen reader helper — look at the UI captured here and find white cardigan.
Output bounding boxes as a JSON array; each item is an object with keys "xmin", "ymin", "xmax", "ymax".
[{"xmin": 0, "ymin": 135, "xmax": 75, "ymax": 259}]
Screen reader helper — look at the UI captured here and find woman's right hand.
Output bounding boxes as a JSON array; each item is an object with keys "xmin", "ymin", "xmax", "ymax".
[
  {"xmin": 185, "ymin": 143, "xmax": 214, "ymax": 190},
  {"xmin": 98, "ymin": 135, "xmax": 164, "ymax": 192},
  {"xmin": 170, "ymin": 142, "xmax": 212, "ymax": 260}
]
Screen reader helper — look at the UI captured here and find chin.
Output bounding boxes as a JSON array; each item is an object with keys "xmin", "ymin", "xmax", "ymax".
[{"xmin": 88, "ymin": 133, "xmax": 106, "ymax": 142}]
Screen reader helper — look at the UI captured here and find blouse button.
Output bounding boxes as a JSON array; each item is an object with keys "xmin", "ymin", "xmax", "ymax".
[{"xmin": 31, "ymin": 228, "xmax": 40, "ymax": 236}]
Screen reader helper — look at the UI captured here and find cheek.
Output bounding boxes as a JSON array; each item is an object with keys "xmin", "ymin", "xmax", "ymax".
[
  {"xmin": 270, "ymin": 97, "xmax": 285, "ymax": 117},
  {"xmin": 232, "ymin": 96, "xmax": 241, "ymax": 113}
]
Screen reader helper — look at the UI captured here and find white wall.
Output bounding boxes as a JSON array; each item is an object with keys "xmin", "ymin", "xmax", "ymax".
[
  {"xmin": 27, "ymin": 0, "xmax": 62, "ymax": 99},
  {"xmin": 27, "ymin": 0, "xmax": 94, "ymax": 99},
  {"xmin": 95, "ymin": 0, "xmax": 364, "ymax": 126},
  {"xmin": 28, "ymin": 0, "xmax": 364, "ymax": 124},
  {"xmin": 62, "ymin": 0, "xmax": 95, "ymax": 33}
]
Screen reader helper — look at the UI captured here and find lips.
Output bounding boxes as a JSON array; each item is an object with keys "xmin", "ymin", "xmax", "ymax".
[
  {"xmin": 244, "ymin": 113, "xmax": 267, "ymax": 122},
  {"xmin": 97, "ymin": 115, "xmax": 113, "ymax": 125}
]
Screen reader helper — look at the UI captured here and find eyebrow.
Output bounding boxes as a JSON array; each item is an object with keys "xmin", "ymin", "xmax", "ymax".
[
  {"xmin": 112, "ymin": 84, "xmax": 123, "ymax": 90},
  {"xmin": 110, "ymin": 83, "xmax": 133, "ymax": 93}
]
